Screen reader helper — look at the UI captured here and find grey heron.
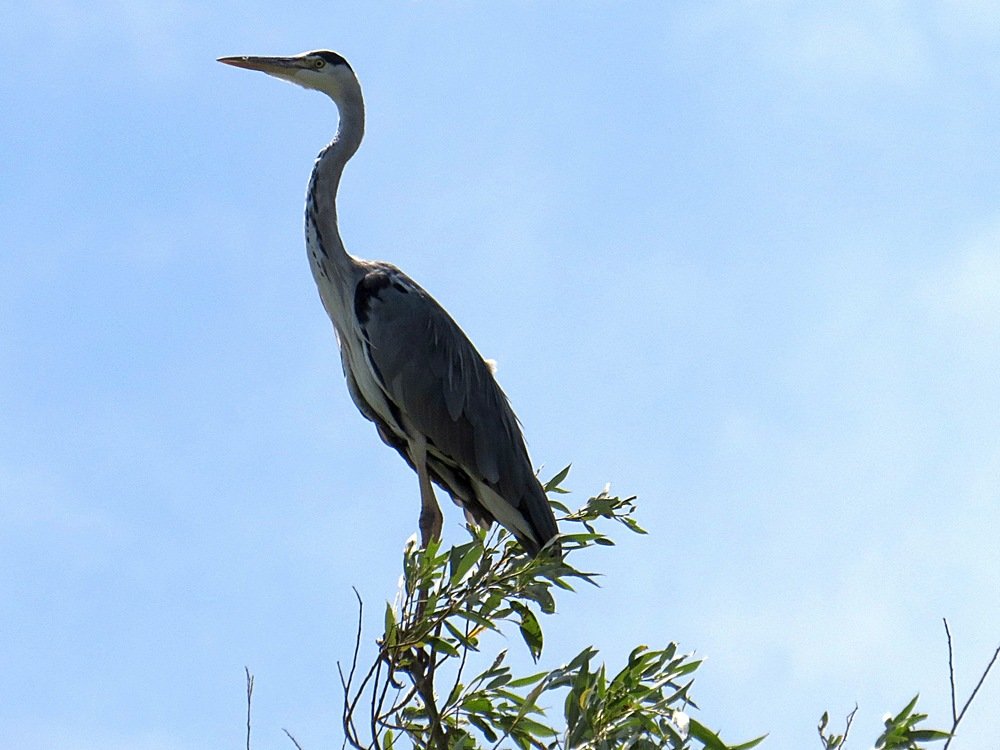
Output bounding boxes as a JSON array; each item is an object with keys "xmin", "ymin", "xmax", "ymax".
[{"xmin": 218, "ymin": 50, "xmax": 560, "ymax": 557}]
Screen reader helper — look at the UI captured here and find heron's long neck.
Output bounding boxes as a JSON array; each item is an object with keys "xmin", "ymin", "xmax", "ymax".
[{"xmin": 307, "ymin": 94, "xmax": 365, "ymax": 273}]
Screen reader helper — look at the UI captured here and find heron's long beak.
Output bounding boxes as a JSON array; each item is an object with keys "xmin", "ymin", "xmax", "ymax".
[{"xmin": 217, "ymin": 55, "xmax": 304, "ymax": 76}]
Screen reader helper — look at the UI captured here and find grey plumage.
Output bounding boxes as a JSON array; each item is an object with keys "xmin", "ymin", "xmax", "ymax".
[{"xmin": 219, "ymin": 50, "xmax": 560, "ymax": 556}]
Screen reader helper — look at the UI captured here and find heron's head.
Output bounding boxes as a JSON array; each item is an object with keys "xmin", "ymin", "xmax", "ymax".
[{"xmin": 218, "ymin": 50, "xmax": 360, "ymax": 105}]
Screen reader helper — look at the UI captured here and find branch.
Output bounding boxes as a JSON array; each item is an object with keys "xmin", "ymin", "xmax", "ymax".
[
  {"xmin": 283, "ymin": 728, "xmax": 305, "ymax": 750},
  {"xmin": 245, "ymin": 667, "xmax": 254, "ymax": 750},
  {"xmin": 841, "ymin": 704, "xmax": 857, "ymax": 747},
  {"xmin": 412, "ymin": 646, "xmax": 449, "ymax": 749},
  {"xmin": 345, "ymin": 587, "xmax": 364, "ymax": 695},
  {"xmin": 942, "ymin": 618, "xmax": 1000, "ymax": 750},
  {"xmin": 944, "ymin": 618, "xmax": 957, "ymax": 725},
  {"xmin": 335, "ymin": 483, "xmax": 676, "ymax": 750}
]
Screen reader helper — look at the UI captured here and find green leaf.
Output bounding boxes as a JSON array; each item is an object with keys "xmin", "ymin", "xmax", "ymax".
[
  {"xmin": 425, "ymin": 635, "xmax": 460, "ymax": 658},
  {"xmin": 663, "ymin": 679, "xmax": 695, "ymax": 705},
  {"xmin": 462, "ymin": 695, "xmax": 492, "ymax": 713},
  {"xmin": 449, "ymin": 542, "xmax": 483, "ymax": 584},
  {"xmin": 467, "ymin": 713, "xmax": 498, "ymax": 742},
  {"xmin": 910, "ymin": 729, "xmax": 952, "ymax": 742},
  {"xmin": 456, "ymin": 610, "xmax": 501, "ymax": 637},
  {"xmin": 543, "ymin": 465, "xmax": 571, "ymax": 492},
  {"xmin": 549, "ymin": 499, "xmax": 572, "ymax": 514},
  {"xmin": 487, "ymin": 649, "xmax": 508, "ymax": 673},
  {"xmin": 566, "ymin": 646, "xmax": 598, "ymax": 672},
  {"xmin": 481, "ymin": 591, "xmax": 504, "ymax": 617},
  {"xmin": 730, "ymin": 734, "xmax": 768, "ymax": 750},
  {"xmin": 512, "ymin": 716, "xmax": 558, "ymax": 738},
  {"xmin": 512, "ymin": 603, "xmax": 544, "ymax": 661},
  {"xmin": 558, "ymin": 532, "xmax": 605, "ymax": 545},
  {"xmin": 444, "ymin": 619, "xmax": 479, "ymax": 650},
  {"xmin": 486, "ymin": 671, "xmax": 512, "ymax": 690},
  {"xmin": 383, "ymin": 602, "xmax": 397, "ymax": 646},
  {"xmin": 521, "ymin": 582, "xmax": 556, "ymax": 615},
  {"xmin": 892, "ymin": 694, "xmax": 920, "ymax": 724},
  {"xmin": 622, "ymin": 516, "xmax": 648, "ymax": 534},
  {"xmin": 674, "ymin": 659, "xmax": 703, "ymax": 677},
  {"xmin": 446, "ymin": 681, "xmax": 464, "ymax": 707},
  {"xmin": 508, "ymin": 671, "xmax": 549, "ymax": 689},
  {"xmin": 549, "ymin": 576, "xmax": 578, "ymax": 592},
  {"xmin": 688, "ymin": 718, "xmax": 730, "ymax": 750}
]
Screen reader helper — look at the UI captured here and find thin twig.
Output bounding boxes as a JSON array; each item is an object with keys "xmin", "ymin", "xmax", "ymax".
[
  {"xmin": 412, "ymin": 646, "xmax": 449, "ymax": 749},
  {"xmin": 942, "ymin": 621, "xmax": 1000, "ymax": 750},
  {"xmin": 341, "ymin": 587, "xmax": 372, "ymax": 750},
  {"xmin": 370, "ymin": 654, "xmax": 383, "ymax": 750},
  {"xmin": 426, "ymin": 617, "xmax": 446, "ymax": 697},
  {"xmin": 346, "ymin": 587, "xmax": 365, "ymax": 694},
  {"xmin": 444, "ymin": 612, "xmax": 475, "ymax": 727},
  {"xmin": 245, "ymin": 667, "xmax": 255, "ymax": 750},
  {"xmin": 388, "ymin": 685, "xmax": 419, "ymax": 715},
  {"xmin": 374, "ymin": 653, "xmax": 395, "ymax": 739},
  {"xmin": 841, "ymin": 704, "xmax": 858, "ymax": 748},
  {"xmin": 283, "ymin": 728, "xmax": 305, "ymax": 750},
  {"xmin": 944, "ymin": 618, "xmax": 958, "ymax": 725},
  {"xmin": 345, "ymin": 657, "xmax": 385, "ymax": 745},
  {"xmin": 955, "ymin": 645, "xmax": 1000, "ymax": 727}
]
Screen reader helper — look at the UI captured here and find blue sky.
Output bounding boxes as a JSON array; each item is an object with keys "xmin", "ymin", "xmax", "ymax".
[{"xmin": 2, "ymin": 2, "xmax": 999, "ymax": 748}]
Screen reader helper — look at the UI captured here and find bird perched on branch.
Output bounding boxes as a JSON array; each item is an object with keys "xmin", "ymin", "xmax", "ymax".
[{"xmin": 218, "ymin": 50, "xmax": 560, "ymax": 556}]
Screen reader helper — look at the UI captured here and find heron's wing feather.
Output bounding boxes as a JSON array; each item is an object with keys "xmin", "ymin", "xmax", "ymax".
[
  {"xmin": 357, "ymin": 268, "xmax": 524, "ymax": 492},
  {"xmin": 355, "ymin": 265, "xmax": 560, "ymax": 554}
]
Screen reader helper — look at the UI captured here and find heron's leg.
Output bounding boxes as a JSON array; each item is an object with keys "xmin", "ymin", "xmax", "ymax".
[
  {"xmin": 418, "ymin": 466, "xmax": 443, "ymax": 547},
  {"xmin": 410, "ymin": 437, "xmax": 443, "ymax": 547}
]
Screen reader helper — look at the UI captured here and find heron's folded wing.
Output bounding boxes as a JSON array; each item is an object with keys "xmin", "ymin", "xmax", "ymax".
[{"xmin": 357, "ymin": 270, "xmax": 522, "ymax": 489}]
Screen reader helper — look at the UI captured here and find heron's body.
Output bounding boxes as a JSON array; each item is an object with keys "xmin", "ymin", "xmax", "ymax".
[{"xmin": 219, "ymin": 50, "xmax": 559, "ymax": 556}]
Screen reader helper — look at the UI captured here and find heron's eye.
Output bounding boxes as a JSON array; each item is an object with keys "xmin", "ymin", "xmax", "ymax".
[{"xmin": 313, "ymin": 58, "xmax": 326, "ymax": 69}]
